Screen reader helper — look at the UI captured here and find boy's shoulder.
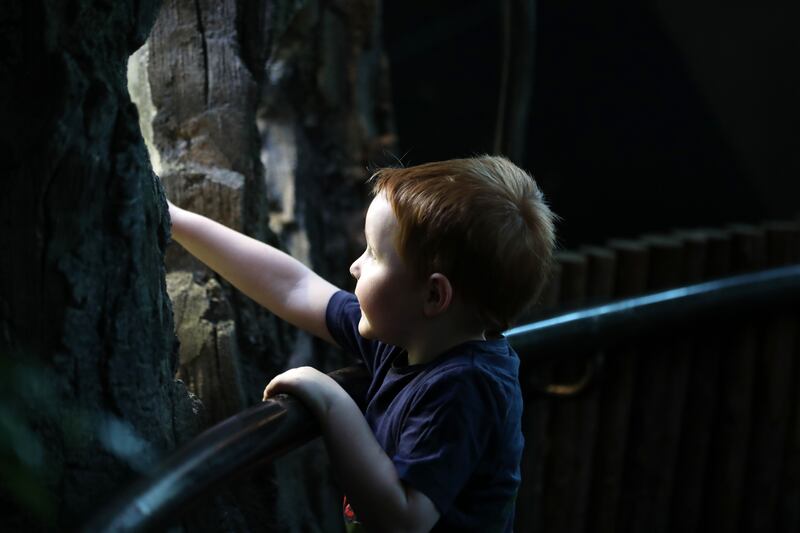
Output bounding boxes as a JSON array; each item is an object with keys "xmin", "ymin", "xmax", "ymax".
[
  {"xmin": 429, "ymin": 337, "xmax": 519, "ymax": 376},
  {"xmin": 413, "ymin": 338, "xmax": 521, "ymax": 405}
]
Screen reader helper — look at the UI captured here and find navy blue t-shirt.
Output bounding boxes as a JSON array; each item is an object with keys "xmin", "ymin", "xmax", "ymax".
[{"xmin": 326, "ymin": 291, "xmax": 524, "ymax": 531}]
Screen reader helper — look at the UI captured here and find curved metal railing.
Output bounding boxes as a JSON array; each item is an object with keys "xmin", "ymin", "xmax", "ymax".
[
  {"xmin": 84, "ymin": 264, "xmax": 800, "ymax": 532},
  {"xmin": 506, "ymin": 263, "xmax": 800, "ymax": 357},
  {"xmin": 83, "ymin": 366, "xmax": 370, "ymax": 532}
]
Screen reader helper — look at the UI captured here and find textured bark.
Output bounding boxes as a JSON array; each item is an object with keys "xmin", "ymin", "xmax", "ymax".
[
  {"xmin": 140, "ymin": 0, "xmax": 292, "ymax": 405},
  {"xmin": 167, "ymin": 271, "xmax": 246, "ymax": 425},
  {"xmin": 0, "ymin": 0, "xmax": 204, "ymax": 530},
  {"xmin": 127, "ymin": 0, "xmax": 395, "ymax": 530},
  {"xmin": 259, "ymin": 0, "xmax": 396, "ymax": 292},
  {"xmin": 260, "ymin": 4, "xmax": 396, "ymax": 530}
]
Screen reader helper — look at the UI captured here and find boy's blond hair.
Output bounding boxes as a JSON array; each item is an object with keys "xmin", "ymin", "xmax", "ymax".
[{"xmin": 371, "ymin": 155, "xmax": 556, "ymax": 333}]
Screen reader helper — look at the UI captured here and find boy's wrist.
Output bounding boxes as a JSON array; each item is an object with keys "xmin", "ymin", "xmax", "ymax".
[{"xmin": 311, "ymin": 372, "xmax": 351, "ymax": 419}]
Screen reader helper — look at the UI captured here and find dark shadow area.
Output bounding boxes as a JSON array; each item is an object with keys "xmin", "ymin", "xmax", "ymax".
[{"xmin": 384, "ymin": 1, "xmax": 800, "ymax": 248}]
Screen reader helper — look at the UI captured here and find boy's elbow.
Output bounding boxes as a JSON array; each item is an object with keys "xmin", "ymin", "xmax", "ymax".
[
  {"xmin": 381, "ymin": 487, "xmax": 439, "ymax": 533},
  {"xmin": 380, "ymin": 519, "xmax": 434, "ymax": 533}
]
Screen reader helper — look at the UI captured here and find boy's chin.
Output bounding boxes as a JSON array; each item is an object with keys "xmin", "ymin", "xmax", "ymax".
[{"xmin": 357, "ymin": 319, "xmax": 375, "ymax": 340}]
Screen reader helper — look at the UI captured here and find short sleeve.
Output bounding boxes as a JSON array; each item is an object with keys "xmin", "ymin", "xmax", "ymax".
[
  {"xmin": 391, "ymin": 368, "xmax": 493, "ymax": 515},
  {"xmin": 325, "ymin": 290, "xmax": 383, "ymax": 375}
]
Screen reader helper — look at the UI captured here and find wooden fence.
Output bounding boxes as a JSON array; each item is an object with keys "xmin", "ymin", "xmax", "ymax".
[{"xmin": 515, "ymin": 220, "xmax": 800, "ymax": 533}]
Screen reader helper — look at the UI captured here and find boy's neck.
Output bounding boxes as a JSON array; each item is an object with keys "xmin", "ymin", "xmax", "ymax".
[
  {"xmin": 404, "ymin": 327, "xmax": 487, "ymax": 366},
  {"xmin": 399, "ymin": 294, "xmax": 491, "ymax": 366}
]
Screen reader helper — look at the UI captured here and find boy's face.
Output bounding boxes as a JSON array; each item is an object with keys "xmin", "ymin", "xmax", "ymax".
[{"xmin": 349, "ymin": 193, "xmax": 426, "ymax": 346}]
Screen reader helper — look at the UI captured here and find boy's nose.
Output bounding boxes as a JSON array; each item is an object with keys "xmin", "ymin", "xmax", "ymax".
[{"xmin": 349, "ymin": 258, "xmax": 360, "ymax": 279}]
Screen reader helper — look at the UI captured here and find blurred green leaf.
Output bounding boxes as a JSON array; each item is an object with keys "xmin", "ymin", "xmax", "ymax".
[{"xmin": 0, "ymin": 355, "xmax": 55, "ymax": 525}]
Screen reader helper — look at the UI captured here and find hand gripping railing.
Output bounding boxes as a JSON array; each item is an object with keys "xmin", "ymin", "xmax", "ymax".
[
  {"xmin": 83, "ymin": 366, "xmax": 371, "ymax": 532},
  {"xmin": 84, "ymin": 264, "xmax": 800, "ymax": 532}
]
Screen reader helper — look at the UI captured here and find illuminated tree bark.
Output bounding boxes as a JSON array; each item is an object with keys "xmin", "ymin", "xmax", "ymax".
[{"xmin": 129, "ymin": 1, "xmax": 394, "ymax": 529}]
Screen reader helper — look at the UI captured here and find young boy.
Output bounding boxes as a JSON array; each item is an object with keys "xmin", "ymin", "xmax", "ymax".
[{"xmin": 169, "ymin": 155, "xmax": 555, "ymax": 532}]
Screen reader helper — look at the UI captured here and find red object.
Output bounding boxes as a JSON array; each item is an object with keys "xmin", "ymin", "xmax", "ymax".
[{"xmin": 343, "ymin": 495, "xmax": 359, "ymax": 523}]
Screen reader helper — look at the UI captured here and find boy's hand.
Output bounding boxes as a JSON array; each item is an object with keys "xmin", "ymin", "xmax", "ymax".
[
  {"xmin": 266, "ymin": 367, "xmax": 441, "ymax": 532},
  {"xmin": 263, "ymin": 367, "xmax": 345, "ymax": 417}
]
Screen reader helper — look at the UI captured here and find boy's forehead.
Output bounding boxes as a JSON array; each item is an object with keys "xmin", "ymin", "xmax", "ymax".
[
  {"xmin": 365, "ymin": 194, "xmax": 398, "ymax": 239},
  {"xmin": 366, "ymin": 193, "xmax": 390, "ymax": 222}
]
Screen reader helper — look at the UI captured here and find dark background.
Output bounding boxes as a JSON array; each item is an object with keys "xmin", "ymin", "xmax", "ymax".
[{"xmin": 383, "ymin": 1, "xmax": 800, "ymax": 248}]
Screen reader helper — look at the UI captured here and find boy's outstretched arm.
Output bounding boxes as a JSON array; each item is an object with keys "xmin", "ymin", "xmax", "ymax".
[
  {"xmin": 264, "ymin": 367, "xmax": 440, "ymax": 533},
  {"xmin": 168, "ymin": 202, "xmax": 339, "ymax": 344}
]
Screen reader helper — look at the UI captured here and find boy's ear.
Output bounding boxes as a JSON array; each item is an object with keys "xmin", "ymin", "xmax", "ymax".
[{"xmin": 423, "ymin": 273, "xmax": 453, "ymax": 317}]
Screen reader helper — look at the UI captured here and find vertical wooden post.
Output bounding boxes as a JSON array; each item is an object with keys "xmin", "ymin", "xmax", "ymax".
[
  {"xmin": 542, "ymin": 252, "xmax": 594, "ymax": 533},
  {"xmin": 701, "ymin": 224, "xmax": 765, "ymax": 532},
  {"xmin": 741, "ymin": 222, "xmax": 799, "ymax": 532},
  {"xmin": 618, "ymin": 236, "xmax": 688, "ymax": 533},
  {"xmin": 517, "ymin": 262, "xmax": 561, "ymax": 532},
  {"xmin": 587, "ymin": 240, "xmax": 648, "ymax": 533},
  {"xmin": 582, "ymin": 246, "xmax": 617, "ymax": 303},
  {"xmin": 668, "ymin": 229, "xmax": 728, "ymax": 532},
  {"xmin": 772, "ymin": 221, "xmax": 800, "ymax": 532}
]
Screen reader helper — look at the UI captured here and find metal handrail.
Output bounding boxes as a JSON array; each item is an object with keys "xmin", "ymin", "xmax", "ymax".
[
  {"xmin": 82, "ymin": 366, "xmax": 370, "ymax": 532},
  {"xmin": 84, "ymin": 264, "xmax": 800, "ymax": 532},
  {"xmin": 506, "ymin": 263, "xmax": 800, "ymax": 356}
]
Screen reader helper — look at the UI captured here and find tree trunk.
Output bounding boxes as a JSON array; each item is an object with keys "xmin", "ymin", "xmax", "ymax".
[{"xmin": 0, "ymin": 0, "xmax": 202, "ymax": 530}]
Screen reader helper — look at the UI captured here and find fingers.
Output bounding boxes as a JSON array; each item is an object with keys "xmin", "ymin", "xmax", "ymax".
[
  {"xmin": 262, "ymin": 377, "xmax": 282, "ymax": 401},
  {"xmin": 262, "ymin": 368, "xmax": 296, "ymax": 400},
  {"xmin": 261, "ymin": 381, "xmax": 272, "ymax": 402},
  {"xmin": 261, "ymin": 367, "xmax": 316, "ymax": 401}
]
